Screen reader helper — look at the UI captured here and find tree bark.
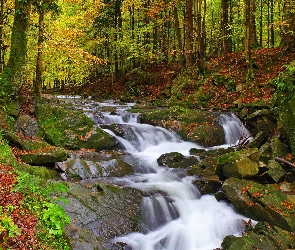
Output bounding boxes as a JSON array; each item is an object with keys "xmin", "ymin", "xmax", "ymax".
[
  {"xmin": 0, "ymin": 0, "xmax": 4, "ymax": 73},
  {"xmin": 185, "ymin": 0, "xmax": 194, "ymax": 67},
  {"xmin": 35, "ymin": 7, "xmax": 44, "ymax": 97},
  {"xmin": 0, "ymin": 0, "xmax": 32, "ymax": 100},
  {"xmin": 281, "ymin": 0, "xmax": 295, "ymax": 49},
  {"xmin": 173, "ymin": 6, "xmax": 184, "ymax": 67},
  {"xmin": 244, "ymin": 0, "xmax": 252, "ymax": 89},
  {"xmin": 221, "ymin": 0, "xmax": 232, "ymax": 53}
]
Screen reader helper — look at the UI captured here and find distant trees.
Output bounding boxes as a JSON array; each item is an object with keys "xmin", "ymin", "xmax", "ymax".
[{"xmin": 0, "ymin": 0, "xmax": 291, "ymax": 97}]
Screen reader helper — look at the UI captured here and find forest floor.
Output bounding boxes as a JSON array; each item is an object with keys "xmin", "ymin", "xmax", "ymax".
[
  {"xmin": 1, "ymin": 47, "xmax": 295, "ymax": 249},
  {"xmin": 64, "ymin": 47, "xmax": 295, "ymax": 108}
]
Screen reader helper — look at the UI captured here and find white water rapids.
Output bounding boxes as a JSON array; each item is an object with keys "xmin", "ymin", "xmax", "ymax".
[{"xmin": 85, "ymin": 101, "xmax": 252, "ymax": 250}]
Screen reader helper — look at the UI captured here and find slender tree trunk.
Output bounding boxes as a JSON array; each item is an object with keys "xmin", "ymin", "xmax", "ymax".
[
  {"xmin": 244, "ymin": 0, "xmax": 252, "ymax": 89},
  {"xmin": 281, "ymin": 0, "xmax": 295, "ymax": 49},
  {"xmin": 35, "ymin": 8, "xmax": 44, "ymax": 97},
  {"xmin": 249, "ymin": 0, "xmax": 258, "ymax": 47},
  {"xmin": 221, "ymin": 0, "xmax": 232, "ymax": 53},
  {"xmin": 185, "ymin": 0, "xmax": 194, "ymax": 67},
  {"xmin": 173, "ymin": 6, "xmax": 184, "ymax": 67},
  {"xmin": 259, "ymin": 0, "xmax": 263, "ymax": 46},
  {"xmin": 0, "ymin": 0, "xmax": 32, "ymax": 101},
  {"xmin": 0, "ymin": 0, "xmax": 4, "ymax": 73},
  {"xmin": 270, "ymin": 0, "xmax": 274, "ymax": 47}
]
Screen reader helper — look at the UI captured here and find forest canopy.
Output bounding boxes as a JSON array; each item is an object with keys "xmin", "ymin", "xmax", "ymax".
[{"xmin": 0, "ymin": 0, "xmax": 294, "ymax": 99}]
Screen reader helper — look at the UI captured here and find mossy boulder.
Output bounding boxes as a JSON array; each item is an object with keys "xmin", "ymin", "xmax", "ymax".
[
  {"xmin": 221, "ymin": 222, "xmax": 295, "ymax": 250},
  {"xmin": 139, "ymin": 106, "xmax": 225, "ymax": 147},
  {"xmin": 264, "ymin": 159, "xmax": 288, "ymax": 183},
  {"xmin": 222, "ymin": 178, "xmax": 295, "ymax": 231},
  {"xmin": 0, "ymin": 137, "xmax": 17, "ymax": 166},
  {"xmin": 15, "ymin": 114, "xmax": 40, "ymax": 138},
  {"xmin": 157, "ymin": 152, "xmax": 198, "ymax": 168},
  {"xmin": 14, "ymin": 164, "xmax": 59, "ymax": 179},
  {"xmin": 20, "ymin": 146, "xmax": 67, "ymax": 165},
  {"xmin": 36, "ymin": 104, "xmax": 117, "ymax": 150},
  {"xmin": 217, "ymin": 148, "xmax": 259, "ymax": 179}
]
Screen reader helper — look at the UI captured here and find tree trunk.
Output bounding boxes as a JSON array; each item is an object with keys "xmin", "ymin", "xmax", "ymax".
[
  {"xmin": 281, "ymin": 0, "xmax": 295, "ymax": 49},
  {"xmin": 173, "ymin": 7, "xmax": 184, "ymax": 67},
  {"xmin": 244, "ymin": 0, "xmax": 252, "ymax": 89},
  {"xmin": 249, "ymin": 0, "xmax": 258, "ymax": 47},
  {"xmin": 0, "ymin": 0, "xmax": 4, "ymax": 73},
  {"xmin": 35, "ymin": 8, "xmax": 44, "ymax": 97},
  {"xmin": 185, "ymin": 0, "xmax": 194, "ymax": 67},
  {"xmin": 0, "ymin": 0, "xmax": 32, "ymax": 101},
  {"xmin": 221, "ymin": 0, "xmax": 232, "ymax": 53}
]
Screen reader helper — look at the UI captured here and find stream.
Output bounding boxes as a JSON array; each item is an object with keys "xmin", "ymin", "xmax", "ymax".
[{"xmin": 59, "ymin": 96, "xmax": 251, "ymax": 250}]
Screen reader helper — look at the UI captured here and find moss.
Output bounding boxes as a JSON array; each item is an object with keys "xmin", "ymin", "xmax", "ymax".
[
  {"xmin": 140, "ymin": 106, "xmax": 225, "ymax": 147},
  {"xmin": 36, "ymin": 104, "xmax": 116, "ymax": 150},
  {"xmin": 0, "ymin": 136, "xmax": 17, "ymax": 167},
  {"xmin": 14, "ymin": 164, "xmax": 59, "ymax": 179}
]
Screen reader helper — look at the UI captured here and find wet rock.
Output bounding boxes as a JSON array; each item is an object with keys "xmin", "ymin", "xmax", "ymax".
[
  {"xmin": 36, "ymin": 104, "xmax": 117, "ymax": 150},
  {"xmin": 139, "ymin": 106, "xmax": 225, "ymax": 147},
  {"xmin": 57, "ymin": 158, "xmax": 133, "ymax": 179},
  {"xmin": 222, "ymin": 178, "xmax": 295, "ymax": 231},
  {"xmin": 259, "ymin": 142, "xmax": 271, "ymax": 162},
  {"xmin": 60, "ymin": 182, "xmax": 142, "ymax": 249},
  {"xmin": 221, "ymin": 222, "xmax": 295, "ymax": 250},
  {"xmin": 217, "ymin": 148, "xmax": 259, "ymax": 179},
  {"xmin": 157, "ymin": 152, "xmax": 198, "ymax": 168},
  {"xmin": 248, "ymin": 131, "xmax": 268, "ymax": 148},
  {"xmin": 193, "ymin": 175, "xmax": 221, "ymax": 195}
]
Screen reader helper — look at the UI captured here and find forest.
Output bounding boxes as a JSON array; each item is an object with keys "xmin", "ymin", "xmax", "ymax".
[{"xmin": 1, "ymin": 0, "xmax": 295, "ymax": 249}]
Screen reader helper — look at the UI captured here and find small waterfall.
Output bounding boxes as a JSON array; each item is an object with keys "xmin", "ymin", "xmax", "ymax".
[
  {"xmin": 81, "ymin": 100, "xmax": 250, "ymax": 250},
  {"xmin": 219, "ymin": 113, "xmax": 252, "ymax": 146}
]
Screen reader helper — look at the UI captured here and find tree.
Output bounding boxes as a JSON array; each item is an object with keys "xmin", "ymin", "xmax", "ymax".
[
  {"xmin": 0, "ymin": 0, "xmax": 32, "ymax": 100},
  {"xmin": 185, "ymin": 0, "xmax": 194, "ymax": 67},
  {"xmin": 33, "ymin": 0, "xmax": 59, "ymax": 97},
  {"xmin": 221, "ymin": 0, "xmax": 232, "ymax": 53},
  {"xmin": 281, "ymin": 0, "xmax": 295, "ymax": 49}
]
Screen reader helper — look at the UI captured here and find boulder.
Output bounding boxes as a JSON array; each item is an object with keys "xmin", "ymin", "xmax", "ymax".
[
  {"xmin": 217, "ymin": 148, "xmax": 259, "ymax": 179},
  {"xmin": 157, "ymin": 152, "xmax": 198, "ymax": 168},
  {"xmin": 139, "ymin": 106, "xmax": 225, "ymax": 147},
  {"xmin": 221, "ymin": 222, "xmax": 295, "ymax": 250},
  {"xmin": 56, "ymin": 158, "xmax": 133, "ymax": 180},
  {"xmin": 60, "ymin": 182, "xmax": 142, "ymax": 249},
  {"xmin": 222, "ymin": 178, "xmax": 295, "ymax": 231},
  {"xmin": 264, "ymin": 160, "xmax": 288, "ymax": 183},
  {"xmin": 36, "ymin": 104, "xmax": 117, "ymax": 150},
  {"xmin": 20, "ymin": 146, "xmax": 67, "ymax": 165},
  {"xmin": 15, "ymin": 114, "xmax": 40, "ymax": 138},
  {"xmin": 270, "ymin": 137, "xmax": 287, "ymax": 159}
]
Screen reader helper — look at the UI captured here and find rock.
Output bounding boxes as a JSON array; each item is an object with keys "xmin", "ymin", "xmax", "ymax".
[
  {"xmin": 217, "ymin": 148, "xmax": 259, "ymax": 179},
  {"xmin": 157, "ymin": 152, "xmax": 198, "ymax": 168},
  {"xmin": 0, "ymin": 137, "xmax": 18, "ymax": 166},
  {"xmin": 15, "ymin": 114, "xmax": 40, "ymax": 138},
  {"xmin": 20, "ymin": 146, "xmax": 67, "ymax": 165},
  {"xmin": 270, "ymin": 137, "xmax": 287, "ymax": 159},
  {"xmin": 36, "ymin": 104, "xmax": 117, "ymax": 150},
  {"xmin": 189, "ymin": 147, "xmax": 234, "ymax": 160},
  {"xmin": 193, "ymin": 175, "xmax": 221, "ymax": 195},
  {"xmin": 248, "ymin": 131, "xmax": 268, "ymax": 148},
  {"xmin": 264, "ymin": 160, "xmax": 288, "ymax": 183},
  {"xmin": 222, "ymin": 178, "xmax": 295, "ymax": 231},
  {"xmin": 60, "ymin": 182, "xmax": 142, "ymax": 249},
  {"xmin": 57, "ymin": 158, "xmax": 133, "ymax": 180},
  {"xmin": 221, "ymin": 222, "xmax": 295, "ymax": 250},
  {"xmin": 139, "ymin": 106, "xmax": 225, "ymax": 147},
  {"xmin": 259, "ymin": 142, "xmax": 271, "ymax": 162}
]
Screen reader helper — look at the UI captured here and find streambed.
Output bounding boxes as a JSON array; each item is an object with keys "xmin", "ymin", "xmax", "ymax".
[{"xmin": 55, "ymin": 96, "xmax": 251, "ymax": 250}]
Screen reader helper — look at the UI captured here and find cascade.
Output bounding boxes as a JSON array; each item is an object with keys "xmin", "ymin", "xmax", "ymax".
[
  {"xmin": 90, "ymin": 106, "xmax": 250, "ymax": 250},
  {"xmin": 56, "ymin": 97, "xmax": 251, "ymax": 250}
]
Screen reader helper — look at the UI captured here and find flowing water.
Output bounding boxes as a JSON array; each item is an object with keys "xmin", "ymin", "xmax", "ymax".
[{"xmin": 59, "ymin": 97, "xmax": 251, "ymax": 250}]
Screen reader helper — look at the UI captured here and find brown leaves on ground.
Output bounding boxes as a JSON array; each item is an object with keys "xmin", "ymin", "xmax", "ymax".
[{"xmin": 0, "ymin": 164, "xmax": 42, "ymax": 250}]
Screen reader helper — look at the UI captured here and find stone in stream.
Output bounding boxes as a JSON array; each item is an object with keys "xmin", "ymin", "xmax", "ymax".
[
  {"xmin": 157, "ymin": 152, "xmax": 198, "ymax": 168},
  {"xmin": 221, "ymin": 222, "xmax": 295, "ymax": 250},
  {"xmin": 217, "ymin": 148, "xmax": 259, "ymax": 179},
  {"xmin": 222, "ymin": 178, "xmax": 295, "ymax": 232},
  {"xmin": 56, "ymin": 158, "xmax": 134, "ymax": 180},
  {"xmin": 36, "ymin": 104, "xmax": 118, "ymax": 150},
  {"xmin": 60, "ymin": 182, "xmax": 142, "ymax": 250}
]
